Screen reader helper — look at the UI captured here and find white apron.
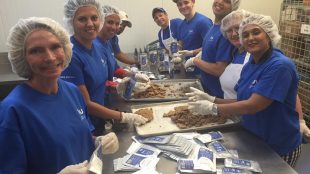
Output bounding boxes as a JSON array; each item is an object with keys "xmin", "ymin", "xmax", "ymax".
[
  {"xmin": 161, "ymin": 21, "xmax": 178, "ymax": 56},
  {"xmin": 219, "ymin": 52, "xmax": 251, "ymax": 99}
]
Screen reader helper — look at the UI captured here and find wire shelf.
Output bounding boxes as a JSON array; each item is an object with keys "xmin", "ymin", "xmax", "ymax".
[{"xmin": 280, "ymin": 0, "xmax": 310, "ymax": 125}]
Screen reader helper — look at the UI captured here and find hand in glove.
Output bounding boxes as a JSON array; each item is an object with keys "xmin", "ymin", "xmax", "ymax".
[
  {"xmin": 116, "ymin": 77, "xmax": 151, "ymax": 96},
  {"xmin": 188, "ymin": 100, "xmax": 218, "ymax": 116},
  {"xmin": 134, "ymin": 73, "xmax": 150, "ymax": 82},
  {"xmin": 121, "ymin": 112, "xmax": 147, "ymax": 126},
  {"xmin": 185, "ymin": 87, "xmax": 215, "ymax": 102},
  {"xmin": 95, "ymin": 132, "xmax": 119, "ymax": 154},
  {"xmin": 171, "ymin": 56, "xmax": 183, "ymax": 64},
  {"xmin": 300, "ymin": 119, "xmax": 310, "ymax": 136},
  {"xmin": 58, "ymin": 160, "xmax": 88, "ymax": 174},
  {"xmin": 184, "ymin": 51, "xmax": 201, "ymax": 69},
  {"xmin": 178, "ymin": 50, "xmax": 194, "ymax": 59}
]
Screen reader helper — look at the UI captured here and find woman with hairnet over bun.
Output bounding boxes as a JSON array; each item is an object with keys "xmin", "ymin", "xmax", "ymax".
[
  {"xmin": 61, "ymin": 0, "xmax": 147, "ymax": 136},
  {"xmin": 0, "ymin": 17, "xmax": 118, "ymax": 174},
  {"xmin": 187, "ymin": 13, "xmax": 302, "ymax": 167},
  {"xmin": 184, "ymin": 0, "xmax": 240, "ymax": 98}
]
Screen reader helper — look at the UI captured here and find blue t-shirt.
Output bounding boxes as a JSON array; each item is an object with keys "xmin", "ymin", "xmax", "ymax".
[
  {"xmin": 0, "ymin": 80, "xmax": 94, "ymax": 174},
  {"xmin": 62, "ymin": 36, "xmax": 109, "ymax": 106},
  {"xmin": 235, "ymin": 48, "xmax": 301, "ymax": 155},
  {"xmin": 177, "ymin": 12, "xmax": 213, "ymax": 51},
  {"xmin": 94, "ymin": 37, "xmax": 120, "ymax": 81},
  {"xmin": 158, "ymin": 18, "xmax": 183, "ymax": 48},
  {"xmin": 200, "ymin": 24, "xmax": 234, "ymax": 98},
  {"xmin": 110, "ymin": 35, "xmax": 121, "ymax": 55}
]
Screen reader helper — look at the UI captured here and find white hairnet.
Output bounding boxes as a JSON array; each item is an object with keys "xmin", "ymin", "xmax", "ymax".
[
  {"xmin": 102, "ymin": 5, "xmax": 120, "ymax": 19},
  {"xmin": 6, "ymin": 17, "xmax": 72, "ymax": 79},
  {"xmin": 239, "ymin": 14, "xmax": 281, "ymax": 47},
  {"xmin": 221, "ymin": 9, "xmax": 253, "ymax": 38},
  {"xmin": 231, "ymin": 0, "xmax": 241, "ymax": 11},
  {"xmin": 64, "ymin": 0, "xmax": 103, "ymax": 34}
]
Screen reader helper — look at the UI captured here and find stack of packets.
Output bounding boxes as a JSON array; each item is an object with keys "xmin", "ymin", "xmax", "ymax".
[
  {"xmin": 113, "ymin": 142, "xmax": 161, "ymax": 173},
  {"xmin": 176, "ymin": 131, "xmax": 262, "ymax": 174}
]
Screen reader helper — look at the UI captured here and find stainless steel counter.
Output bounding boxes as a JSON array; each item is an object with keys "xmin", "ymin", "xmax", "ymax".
[
  {"xmin": 104, "ymin": 86, "xmax": 297, "ymax": 174},
  {"xmin": 102, "ymin": 126, "xmax": 297, "ymax": 174}
]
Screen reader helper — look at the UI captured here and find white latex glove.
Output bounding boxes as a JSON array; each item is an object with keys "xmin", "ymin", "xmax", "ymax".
[
  {"xmin": 185, "ymin": 87, "xmax": 216, "ymax": 102},
  {"xmin": 134, "ymin": 73, "xmax": 150, "ymax": 83},
  {"xmin": 178, "ymin": 50, "xmax": 194, "ymax": 59},
  {"xmin": 95, "ymin": 132, "xmax": 119, "ymax": 154},
  {"xmin": 171, "ymin": 56, "xmax": 183, "ymax": 64},
  {"xmin": 188, "ymin": 100, "xmax": 218, "ymax": 116},
  {"xmin": 58, "ymin": 160, "xmax": 88, "ymax": 174},
  {"xmin": 184, "ymin": 57, "xmax": 196, "ymax": 69},
  {"xmin": 116, "ymin": 77, "xmax": 151, "ymax": 96},
  {"xmin": 300, "ymin": 119, "xmax": 310, "ymax": 136},
  {"xmin": 121, "ymin": 112, "xmax": 147, "ymax": 126}
]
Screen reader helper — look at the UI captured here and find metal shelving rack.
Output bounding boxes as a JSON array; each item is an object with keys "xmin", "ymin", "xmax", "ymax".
[{"xmin": 279, "ymin": 0, "xmax": 310, "ymax": 125}]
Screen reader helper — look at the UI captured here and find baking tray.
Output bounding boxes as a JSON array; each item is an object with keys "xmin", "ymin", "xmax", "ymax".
[
  {"xmin": 132, "ymin": 101, "xmax": 240, "ymax": 137},
  {"xmin": 126, "ymin": 79, "xmax": 203, "ymax": 102}
]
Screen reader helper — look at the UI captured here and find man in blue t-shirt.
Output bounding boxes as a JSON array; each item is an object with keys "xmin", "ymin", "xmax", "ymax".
[
  {"xmin": 110, "ymin": 10, "xmax": 138, "ymax": 65},
  {"xmin": 172, "ymin": 0, "xmax": 213, "ymax": 74},
  {"xmin": 152, "ymin": 7, "xmax": 182, "ymax": 56}
]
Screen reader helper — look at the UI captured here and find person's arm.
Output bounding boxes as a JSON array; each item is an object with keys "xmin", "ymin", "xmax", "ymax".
[
  {"xmin": 78, "ymin": 85, "xmax": 122, "ymax": 120},
  {"xmin": 296, "ymin": 94, "xmax": 303, "ymax": 120},
  {"xmin": 217, "ymin": 93, "xmax": 273, "ymax": 117},
  {"xmin": 115, "ymin": 52, "xmax": 138, "ymax": 65},
  {"xmin": 194, "ymin": 59, "xmax": 229, "ymax": 77}
]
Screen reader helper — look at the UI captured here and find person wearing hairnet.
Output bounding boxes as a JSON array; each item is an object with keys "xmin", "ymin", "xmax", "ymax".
[
  {"xmin": 61, "ymin": 0, "xmax": 147, "ymax": 135},
  {"xmin": 187, "ymin": 14, "xmax": 302, "ymax": 167},
  {"xmin": 152, "ymin": 7, "xmax": 182, "ymax": 56},
  {"xmin": 95, "ymin": 5, "xmax": 150, "ymax": 96},
  {"xmin": 0, "ymin": 17, "xmax": 118, "ymax": 174},
  {"xmin": 172, "ymin": 0, "xmax": 213, "ymax": 74},
  {"xmin": 184, "ymin": 0, "xmax": 239, "ymax": 98},
  {"xmin": 109, "ymin": 10, "xmax": 138, "ymax": 65}
]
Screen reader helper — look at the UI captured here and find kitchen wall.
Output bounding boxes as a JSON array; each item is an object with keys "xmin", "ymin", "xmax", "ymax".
[{"xmin": 0, "ymin": 0, "xmax": 282, "ymax": 53}]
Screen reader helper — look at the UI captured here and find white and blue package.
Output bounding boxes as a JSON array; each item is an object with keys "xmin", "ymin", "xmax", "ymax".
[
  {"xmin": 225, "ymin": 158, "xmax": 262, "ymax": 173},
  {"xmin": 208, "ymin": 141, "xmax": 233, "ymax": 159},
  {"xmin": 127, "ymin": 142, "xmax": 161, "ymax": 157},
  {"xmin": 123, "ymin": 78, "xmax": 136, "ymax": 100},
  {"xmin": 217, "ymin": 167, "xmax": 252, "ymax": 174},
  {"xmin": 194, "ymin": 147, "xmax": 216, "ymax": 172},
  {"xmin": 195, "ymin": 131, "xmax": 224, "ymax": 144},
  {"xmin": 132, "ymin": 135, "xmax": 172, "ymax": 144},
  {"xmin": 122, "ymin": 154, "xmax": 159, "ymax": 169}
]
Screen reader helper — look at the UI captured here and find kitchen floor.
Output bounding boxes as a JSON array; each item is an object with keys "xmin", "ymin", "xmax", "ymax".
[{"xmin": 295, "ymin": 143, "xmax": 310, "ymax": 174}]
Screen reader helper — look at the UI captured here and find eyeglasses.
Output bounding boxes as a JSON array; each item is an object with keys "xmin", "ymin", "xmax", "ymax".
[{"xmin": 226, "ymin": 26, "xmax": 239, "ymax": 35}]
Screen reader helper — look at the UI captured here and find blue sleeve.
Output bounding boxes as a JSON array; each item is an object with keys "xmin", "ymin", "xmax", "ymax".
[
  {"xmin": 0, "ymin": 108, "xmax": 27, "ymax": 173},
  {"xmin": 61, "ymin": 55, "xmax": 85, "ymax": 86},
  {"xmin": 216, "ymin": 37, "xmax": 233, "ymax": 62},
  {"xmin": 112, "ymin": 37, "xmax": 121, "ymax": 55},
  {"xmin": 171, "ymin": 18, "xmax": 183, "ymax": 41},
  {"xmin": 253, "ymin": 64, "xmax": 293, "ymax": 102},
  {"xmin": 199, "ymin": 18, "xmax": 213, "ymax": 39}
]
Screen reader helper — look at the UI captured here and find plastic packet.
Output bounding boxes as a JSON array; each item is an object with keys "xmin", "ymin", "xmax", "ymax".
[
  {"xmin": 225, "ymin": 158, "xmax": 262, "ymax": 173},
  {"xmin": 132, "ymin": 135, "xmax": 172, "ymax": 144},
  {"xmin": 194, "ymin": 147, "xmax": 217, "ymax": 173},
  {"xmin": 122, "ymin": 154, "xmax": 160, "ymax": 169},
  {"xmin": 127, "ymin": 142, "xmax": 161, "ymax": 157},
  {"xmin": 195, "ymin": 131, "xmax": 224, "ymax": 144},
  {"xmin": 217, "ymin": 166, "xmax": 252, "ymax": 174},
  {"xmin": 208, "ymin": 141, "xmax": 233, "ymax": 159}
]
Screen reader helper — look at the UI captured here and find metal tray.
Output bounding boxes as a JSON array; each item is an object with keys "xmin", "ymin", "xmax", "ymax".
[
  {"xmin": 132, "ymin": 101, "xmax": 240, "ymax": 137},
  {"xmin": 126, "ymin": 79, "xmax": 203, "ymax": 102}
]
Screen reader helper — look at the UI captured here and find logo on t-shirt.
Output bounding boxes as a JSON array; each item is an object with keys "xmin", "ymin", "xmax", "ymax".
[
  {"xmin": 77, "ymin": 108, "xmax": 86, "ymax": 120},
  {"xmin": 101, "ymin": 58, "xmax": 106, "ymax": 65},
  {"xmin": 249, "ymin": 80, "xmax": 258, "ymax": 88}
]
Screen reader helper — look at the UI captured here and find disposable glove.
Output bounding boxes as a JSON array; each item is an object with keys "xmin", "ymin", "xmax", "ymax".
[
  {"xmin": 171, "ymin": 56, "xmax": 183, "ymax": 64},
  {"xmin": 185, "ymin": 87, "xmax": 216, "ymax": 102},
  {"xmin": 188, "ymin": 100, "xmax": 218, "ymax": 116},
  {"xmin": 134, "ymin": 73, "xmax": 150, "ymax": 83},
  {"xmin": 116, "ymin": 77, "xmax": 151, "ymax": 96},
  {"xmin": 58, "ymin": 160, "xmax": 88, "ymax": 174},
  {"xmin": 121, "ymin": 112, "xmax": 147, "ymax": 126},
  {"xmin": 184, "ymin": 51, "xmax": 202, "ymax": 69},
  {"xmin": 95, "ymin": 132, "xmax": 119, "ymax": 154},
  {"xmin": 300, "ymin": 119, "xmax": 310, "ymax": 136},
  {"xmin": 178, "ymin": 50, "xmax": 194, "ymax": 59}
]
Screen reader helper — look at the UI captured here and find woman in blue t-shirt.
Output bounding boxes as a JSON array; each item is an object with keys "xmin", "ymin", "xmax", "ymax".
[
  {"xmin": 0, "ymin": 16, "xmax": 118, "ymax": 174},
  {"xmin": 187, "ymin": 14, "xmax": 302, "ymax": 167}
]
